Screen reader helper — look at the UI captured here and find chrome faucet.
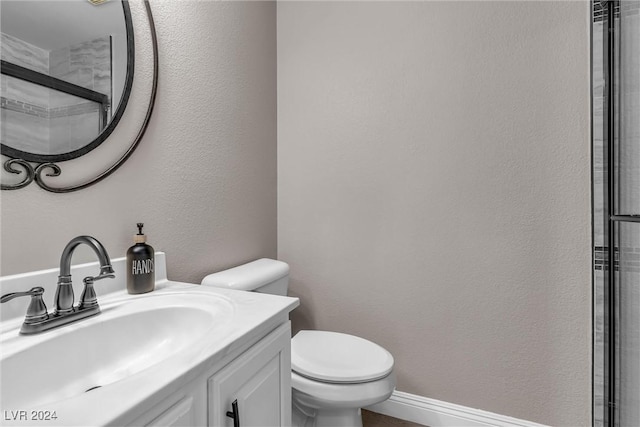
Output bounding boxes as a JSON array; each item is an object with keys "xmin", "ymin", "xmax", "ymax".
[{"xmin": 0, "ymin": 236, "xmax": 115, "ymax": 335}]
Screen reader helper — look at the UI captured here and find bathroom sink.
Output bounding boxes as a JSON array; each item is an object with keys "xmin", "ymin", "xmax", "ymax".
[{"xmin": 0, "ymin": 291, "xmax": 234, "ymax": 409}]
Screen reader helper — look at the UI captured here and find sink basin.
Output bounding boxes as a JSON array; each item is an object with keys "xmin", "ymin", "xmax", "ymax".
[{"xmin": 0, "ymin": 292, "xmax": 234, "ymax": 409}]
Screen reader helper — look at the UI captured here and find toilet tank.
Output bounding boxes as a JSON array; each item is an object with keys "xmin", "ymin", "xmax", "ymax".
[{"xmin": 201, "ymin": 258, "xmax": 289, "ymax": 296}]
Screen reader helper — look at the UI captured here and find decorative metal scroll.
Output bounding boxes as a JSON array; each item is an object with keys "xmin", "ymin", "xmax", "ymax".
[{"xmin": 1, "ymin": 0, "xmax": 158, "ymax": 193}]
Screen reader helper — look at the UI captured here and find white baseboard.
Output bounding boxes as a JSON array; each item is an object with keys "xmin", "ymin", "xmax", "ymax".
[{"xmin": 365, "ymin": 391, "xmax": 549, "ymax": 427}]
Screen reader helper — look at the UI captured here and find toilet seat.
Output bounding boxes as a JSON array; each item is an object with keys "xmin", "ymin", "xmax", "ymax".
[{"xmin": 291, "ymin": 330, "xmax": 394, "ymax": 384}]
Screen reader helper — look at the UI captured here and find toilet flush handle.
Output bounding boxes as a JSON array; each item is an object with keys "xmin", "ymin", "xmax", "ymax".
[{"xmin": 226, "ymin": 399, "xmax": 239, "ymax": 427}]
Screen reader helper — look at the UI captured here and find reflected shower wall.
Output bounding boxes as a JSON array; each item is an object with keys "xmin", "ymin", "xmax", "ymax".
[
  {"xmin": 1, "ymin": 75, "xmax": 103, "ymax": 155},
  {"xmin": 0, "ymin": 32, "xmax": 111, "ymax": 155},
  {"xmin": 49, "ymin": 37, "xmax": 112, "ymax": 107},
  {"xmin": 0, "ymin": 75, "xmax": 49, "ymax": 153}
]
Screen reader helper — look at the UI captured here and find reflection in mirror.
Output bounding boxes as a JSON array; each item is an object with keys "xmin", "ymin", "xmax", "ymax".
[
  {"xmin": 0, "ymin": 0, "xmax": 132, "ymax": 161},
  {"xmin": 2, "ymin": 70, "xmax": 108, "ymax": 155}
]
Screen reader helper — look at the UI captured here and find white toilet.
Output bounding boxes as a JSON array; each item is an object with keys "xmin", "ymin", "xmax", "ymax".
[{"xmin": 202, "ymin": 258, "xmax": 396, "ymax": 427}]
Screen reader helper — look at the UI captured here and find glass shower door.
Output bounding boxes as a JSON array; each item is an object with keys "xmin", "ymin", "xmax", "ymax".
[
  {"xmin": 614, "ymin": 1, "xmax": 640, "ymax": 425},
  {"xmin": 593, "ymin": 1, "xmax": 640, "ymax": 426},
  {"xmin": 616, "ymin": 223, "xmax": 640, "ymax": 425},
  {"xmin": 594, "ymin": 1, "xmax": 640, "ymax": 426}
]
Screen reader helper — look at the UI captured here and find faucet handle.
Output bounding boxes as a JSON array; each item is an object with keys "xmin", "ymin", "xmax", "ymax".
[
  {"xmin": 0, "ymin": 286, "xmax": 44, "ymax": 302},
  {"xmin": 91, "ymin": 272, "xmax": 116, "ymax": 281},
  {"xmin": 0, "ymin": 287, "xmax": 49, "ymax": 324},
  {"xmin": 78, "ymin": 273, "xmax": 115, "ymax": 310}
]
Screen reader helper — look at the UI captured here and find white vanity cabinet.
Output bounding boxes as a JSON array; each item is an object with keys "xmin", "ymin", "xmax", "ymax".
[
  {"xmin": 208, "ymin": 322, "xmax": 292, "ymax": 427},
  {"xmin": 133, "ymin": 321, "xmax": 291, "ymax": 427},
  {"xmin": 0, "ymin": 257, "xmax": 299, "ymax": 427}
]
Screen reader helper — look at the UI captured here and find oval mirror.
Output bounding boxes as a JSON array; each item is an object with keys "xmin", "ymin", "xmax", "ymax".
[{"xmin": 0, "ymin": 0, "xmax": 134, "ymax": 163}]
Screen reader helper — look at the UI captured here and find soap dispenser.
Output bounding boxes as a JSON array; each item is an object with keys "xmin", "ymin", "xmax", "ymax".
[{"xmin": 126, "ymin": 223, "xmax": 155, "ymax": 294}]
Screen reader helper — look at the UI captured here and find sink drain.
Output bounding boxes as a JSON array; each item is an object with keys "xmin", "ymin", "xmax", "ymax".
[{"xmin": 85, "ymin": 385, "xmax": 102, "ymax": 393}]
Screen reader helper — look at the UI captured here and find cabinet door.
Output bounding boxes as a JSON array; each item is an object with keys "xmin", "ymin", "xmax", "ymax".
[
  {"xmin": 146, "ymin": 396, "xmax": 197, "ymax": 427},
  {"xmin": 127, "ymin": 380, "xmax": 207, "ymax": 427},
  {"xmin": 208, "ymin": 322, "xmax": 291, "ymax": 427}
]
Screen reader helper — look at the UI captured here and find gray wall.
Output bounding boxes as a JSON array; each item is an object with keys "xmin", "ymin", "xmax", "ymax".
[
  {"xmin": 277, "ymin": 1, "xmax": 591, "ymax": 425},
  {"xmin": 0, "ymin": 1, "xmax": 277, "ymax": 282}
]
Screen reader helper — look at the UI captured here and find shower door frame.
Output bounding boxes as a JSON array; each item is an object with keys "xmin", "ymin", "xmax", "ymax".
[{"xmin": 599, "ymin": 0, "xmax": 640, "ymax": 425}]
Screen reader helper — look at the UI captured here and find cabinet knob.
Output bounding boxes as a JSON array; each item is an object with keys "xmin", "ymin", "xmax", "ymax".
[{"xmin": 226, "ymin": 399, "xmax": 239, "ymax": 427}]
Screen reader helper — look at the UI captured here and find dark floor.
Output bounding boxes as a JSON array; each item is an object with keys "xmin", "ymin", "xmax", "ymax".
[{"xmin": 362, "ymin": 410, "xmax": 427, "ymax": 427}]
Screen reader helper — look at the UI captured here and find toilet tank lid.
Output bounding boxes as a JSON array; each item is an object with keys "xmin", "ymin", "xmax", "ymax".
[{"xmin": 201, "ymin": 258, "xmax": 289, "ymax": 291}]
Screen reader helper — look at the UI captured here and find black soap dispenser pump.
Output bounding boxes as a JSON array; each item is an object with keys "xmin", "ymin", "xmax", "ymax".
[{"xmin": 126, "ymin": 223, "xmax": 155, "ymax": 294}]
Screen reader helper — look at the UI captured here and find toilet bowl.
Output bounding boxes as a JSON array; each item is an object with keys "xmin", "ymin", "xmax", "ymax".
[
  {"xmin": 292, "ymin": 371, "xmax": 396, "ymax": 427},
  {"xmin": 291, "ymin": 330, "xmax": 395, "ymax": 427},
  {"xmin": 202, "ymin": 259, "xmax": 396, "ymax": 427}
]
